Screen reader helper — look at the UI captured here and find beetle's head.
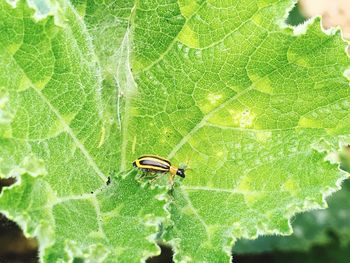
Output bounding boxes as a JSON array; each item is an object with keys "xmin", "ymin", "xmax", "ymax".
[{"xmin": 176, "ymin": 168, "xmax": 186, "ymax": 178}]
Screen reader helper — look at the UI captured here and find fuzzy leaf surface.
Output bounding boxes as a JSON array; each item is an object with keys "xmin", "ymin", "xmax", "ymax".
[
  {"xmin": 0, "ymin": 1, "xmax": 166, "ymax": 262},
  {"xmin": 128, "ymin": 0, "xmax": 350, "ymax": 261},
  {"xmin": 234, "ymin": 180, "xmax": 350, "ymax": 254},
  {"xmin": 0, "ymin": 1, "xmax": 350, "ymax": 263}
]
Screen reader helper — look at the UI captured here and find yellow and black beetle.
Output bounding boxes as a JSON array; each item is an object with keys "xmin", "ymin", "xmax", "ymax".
[{"xmin": 132, "ymin": 155, "xmax": 186, "ymax": 180}]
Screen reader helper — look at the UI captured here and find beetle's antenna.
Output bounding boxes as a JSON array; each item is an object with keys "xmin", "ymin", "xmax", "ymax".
[{"xmin": 180, "ymin": 153, "xmax": 194, "ymax": 171}]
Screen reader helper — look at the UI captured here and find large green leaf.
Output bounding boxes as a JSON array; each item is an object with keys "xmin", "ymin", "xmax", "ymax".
[
  {"xmin": 0, "ymin": 1, "xmax": 166, "ymax": 262},
  {"xmin": 128, "ymin": 0, "xmax": 350, "ymax": 261},
  {"xmin": 0, "ymin": 0, "xmax": 350, "ymax": 262}
]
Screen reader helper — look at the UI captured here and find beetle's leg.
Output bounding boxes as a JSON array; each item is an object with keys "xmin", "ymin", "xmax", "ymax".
[
  {"xmin": 137, "ymin": 171, "xmax": 146, "ymax": 178},
  {"xmin": 167, "ymin": 187, "xmax": 175, "ymax": 199},
  {"xmin": 149, "ymin": 173, "xmax": 163, "ymax": 183},
  {"xmin": 137, "ymin": 169, "xmax": 151, "ymax": 179},
  {"xmin": 168, "ymin": 174, "xmax": 176, "ymax": 187},
  {"xmin": 142, "ymin": 171, "xmax": 156, "ymax": 178},
  {"xmin": 137, "ymin": 170, "xmax": 159, "ymax": 181},
  {"xmin": 167, "ymin": 175, "xmax": 176, "ymax": 199}
]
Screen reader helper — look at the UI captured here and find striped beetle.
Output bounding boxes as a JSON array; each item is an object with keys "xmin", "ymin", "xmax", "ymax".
[{"xmin": 132, "ymin": 155, "xmax": 186, "ymax": 182}]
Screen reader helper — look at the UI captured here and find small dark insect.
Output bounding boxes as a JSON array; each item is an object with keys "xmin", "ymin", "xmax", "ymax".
[
  {"xmin": 106, "ymin": 176, "xmax": 111, "ymax": 186},
  {"xmin": 132, "ymin": 155, "xmax": 186, "ymax": 183}
]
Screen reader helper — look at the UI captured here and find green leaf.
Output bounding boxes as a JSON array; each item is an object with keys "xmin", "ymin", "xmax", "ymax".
[
  {"xmin": 128, "ymin": 0, "xmax": 350, "ymax": 261},
  {"xmin": 0, "ymin": 1, "xmax": 166, "ymax": 262},
  {"xmin": 1, "ymin": 1, "xmax": 350, "ymax": 262},
  {"xmin": 234, "ymin": 148, "xmax": 350, "ymax": 254},
  {"xmin": 234, "ymin": 179, "xmax": 350, "ymax": 254}
]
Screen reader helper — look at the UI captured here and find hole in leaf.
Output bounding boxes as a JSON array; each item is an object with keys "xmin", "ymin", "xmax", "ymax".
[
  {"xmin": 0, "ymin": 178, "xmax": 38, "ymax": 263},
  {"xmin": 106, "ymin": 176, "xmax": 111, "ymax": 186},
  {"xmin": 0, "ymin": 177, "xmax": 16, "ymax": 190},
  {"xmin": 146, "ymin": 244, "xmax": 173, "ymax": 263},
  {"xmin": 0, "ymin": 214, "xmax": 38, "ymax": 263}
]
